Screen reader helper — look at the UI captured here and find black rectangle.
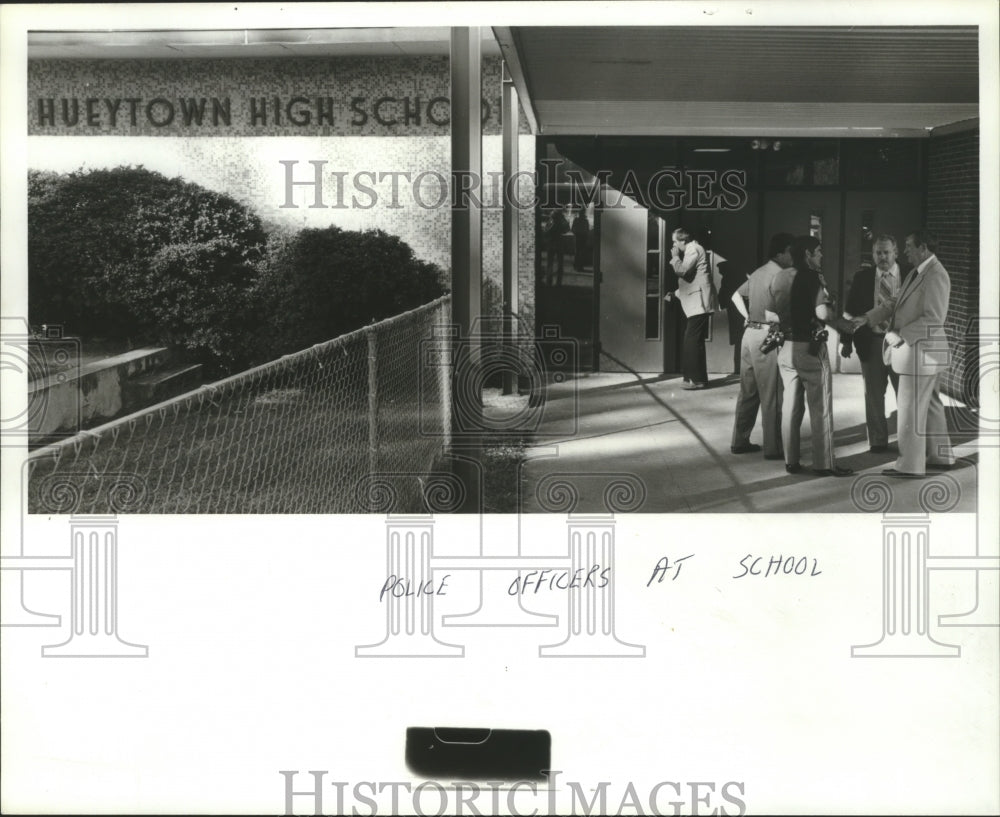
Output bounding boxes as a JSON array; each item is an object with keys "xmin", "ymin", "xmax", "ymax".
[{"xmin": 405, "ymin": 727, "xmax": 551, "ymax": 781}]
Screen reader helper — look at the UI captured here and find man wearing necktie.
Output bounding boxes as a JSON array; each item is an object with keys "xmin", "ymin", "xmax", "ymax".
[
  {"xmin": 842, "ymin": 235, "xmax": 902, "ymax": 452},
  {"xmin": 858, "ymin": 229, "xmax": 956, "ymax": 477}
]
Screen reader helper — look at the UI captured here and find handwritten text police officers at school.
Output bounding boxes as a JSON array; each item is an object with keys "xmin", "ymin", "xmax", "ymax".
[{"xmin": 378, "ymin": 554, "xmax": 821, "ymax": 599}]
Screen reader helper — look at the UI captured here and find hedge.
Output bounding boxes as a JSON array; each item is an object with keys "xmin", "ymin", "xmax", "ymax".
[
  {"xmin": 256, "ymin": 225, "xmax": 446, "ymax": 358},
  {"xmin": 29, "ymin": 167, "xmax": 446, "ymax": 376}
]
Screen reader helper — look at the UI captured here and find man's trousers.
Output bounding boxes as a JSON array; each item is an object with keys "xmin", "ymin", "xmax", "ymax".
[
  {"xmin": 778, "ymin": 341, "xmax": 836, "ymax": 471},
  {"xmin": 857, "ymin": 331, "xmax": 899, "ymax": 448},
  {"xmin": 731, "ymin": 325, "xmax": 783, "ymax": 457},
  {"xmin": 895, "ymin": 370, "xmax": 955, "ymax": 475}
]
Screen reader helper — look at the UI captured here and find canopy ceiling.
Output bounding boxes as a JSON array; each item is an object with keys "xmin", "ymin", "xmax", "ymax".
[{"xmin": 495, "ymin": 26, "xmax": 979, "ymax": 137}]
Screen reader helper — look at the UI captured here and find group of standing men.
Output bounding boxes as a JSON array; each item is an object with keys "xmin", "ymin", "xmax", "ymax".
[{"xmin": 726, "ymin": 228, "xmax": 955, "ymax": 478}]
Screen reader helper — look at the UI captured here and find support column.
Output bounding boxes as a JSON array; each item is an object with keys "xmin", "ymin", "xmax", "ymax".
[
  {"xmin": 450, "ymin": 26, "xmax": 483, "ymax": 514},
  {"xmin": 541, "ymin": 514, "xmax": 645, "ymax": 657},
  {"xmin": 43, "ymin": 515, "xmax": 147, "ymax": 657},
  {"xmin": 852, "ymin": 513, "xmax": 960, "ymax": 657},
  {"xmin": 501, "ymin": 61, "xmax": 520, "ymax": 396},
  {"xmin": 356, "ymin": 515, "xmax": 463, "ymax": 657}
]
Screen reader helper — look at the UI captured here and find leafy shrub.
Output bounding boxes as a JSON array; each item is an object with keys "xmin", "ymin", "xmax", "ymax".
[
  {"xmin": 258, "ymin": 226, "xmax": 447, "ymax": 357},
  {"xmin": 28, "ymin": 166, "xmax": 266, "ymax": 360},
  {"xmin": 105, "ymin": 237, "xmax": 260, "ymax": 372},
  {"xmin": 29, "ymin": 166, "xmax": 447, "ymax": 375}
]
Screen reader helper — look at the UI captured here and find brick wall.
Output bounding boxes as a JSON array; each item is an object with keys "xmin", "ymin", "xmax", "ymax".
[{"xmin": 925, "ymin": 126, "xmax": 979, "ymax": 403}]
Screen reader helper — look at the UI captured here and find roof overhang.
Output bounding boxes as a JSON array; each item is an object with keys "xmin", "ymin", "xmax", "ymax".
[
  {"xmin": 27, "ymin": 27, "xmax": 502, "ymax": 59},
  {"xmin": 495, "ymin": 26, "xmax": 979, "ymax": 138}
]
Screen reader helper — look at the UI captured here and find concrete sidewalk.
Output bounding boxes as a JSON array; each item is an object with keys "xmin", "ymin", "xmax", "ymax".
[{"xmin": 519, "ymin": 370, "xmax": 980, "ymax": 513}]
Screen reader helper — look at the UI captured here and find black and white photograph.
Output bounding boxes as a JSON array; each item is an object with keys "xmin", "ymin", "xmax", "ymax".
[{"xmin": 2, "ymin": 2, "xmax": 998, "ymax": 814}]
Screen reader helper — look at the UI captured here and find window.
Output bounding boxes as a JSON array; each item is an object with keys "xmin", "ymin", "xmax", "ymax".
[
  {"xmin": 860, "ymin": 209, "xmax": 876, "ymax": 267},
  {"xmin": 645, "ymin": 214, "xmax": 662, "ymax": 339},
  {"xmin": 810, "ymin": 212, "xmax": 823, "ymax": 242},
  {"xmin": 843, "ymin": 140, "xmax": 922, "ymax": 188},
  {"xmin": 763, "ymin": 140, "xmax": 840, "ymax": 187}
]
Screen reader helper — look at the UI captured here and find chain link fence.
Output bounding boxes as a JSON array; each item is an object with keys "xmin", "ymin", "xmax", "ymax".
[{"xmin": 26, "ymin": 297, "xmax": 451, "ymax": 514}]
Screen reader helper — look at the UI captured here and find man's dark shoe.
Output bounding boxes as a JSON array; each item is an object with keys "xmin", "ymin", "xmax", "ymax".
[
  {"xmin": 813, "ymin": 466, "xmax": 854, "ymax": 477},
  {"xmin": 785, "ymin": 463, "xmax": 802, "ymax": 474},
  {"xmin": 882, "ymin": 468, "xmax": 927, "ymax": 479},
  {"xmin": 731, "ymin": 444, "xmax": 762, "ymax": 454},
  {"xmin": 869, "ymin": 445, "xmax": 889, "ymax": 453},
  {"xmin": 927, "ymin": 462, "xmax": 956, "ymax": 471}
]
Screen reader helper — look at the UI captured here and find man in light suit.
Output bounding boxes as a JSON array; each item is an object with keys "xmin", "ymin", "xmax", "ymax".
[
  {"xmin": 668, "ymin": 227, "xmax": 713, "ymax": 390},
  {"xmin": 858, "ymin": 229, "xmax": 955, "ymax": 477}
]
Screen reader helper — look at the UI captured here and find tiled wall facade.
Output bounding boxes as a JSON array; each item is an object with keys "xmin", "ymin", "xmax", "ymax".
[
  {"xmin": 925, "ymin": 127, "xmax": 979, "ymax": 403},
  {"xmin": 28, "ymin": 56, "xmax": 531, "ymax": 137},
  {"xmin": 28, "ymin": 55, "xmax": 535, "ymax": 329}
]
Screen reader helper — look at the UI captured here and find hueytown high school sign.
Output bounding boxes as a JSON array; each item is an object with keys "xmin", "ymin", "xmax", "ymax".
[{"xmin": 28, "ymin": 55, "xmax": 520, "ymax": 137}]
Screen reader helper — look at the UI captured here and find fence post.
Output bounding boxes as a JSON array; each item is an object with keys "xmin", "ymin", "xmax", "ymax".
[{"xmin": 367, "ymin": 326, "xmax": 379, "ymax": 479}]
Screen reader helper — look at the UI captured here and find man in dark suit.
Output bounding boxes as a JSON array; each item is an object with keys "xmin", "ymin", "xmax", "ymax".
[
  {"xmin": 857, "ymin": 229, "xmax": 955, "ymax": 477},
  {"xmin": 842, "ymin": 234, "xmax": 902, "ymax": 452}
]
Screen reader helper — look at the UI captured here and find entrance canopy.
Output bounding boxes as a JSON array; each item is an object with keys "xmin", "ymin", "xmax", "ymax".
[{"xmin": 495, "ymin": 26, "xmax": 979, "ymax": 137}]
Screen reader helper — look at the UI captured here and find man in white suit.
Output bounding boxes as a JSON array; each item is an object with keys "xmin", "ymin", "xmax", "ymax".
[
  {"xmin": 668, "ymin": 227, "xmax": 713, "ymax": 390},
  {"xmin": 859, "ymin": 229, "xmax": 955, "ymax": 477}
]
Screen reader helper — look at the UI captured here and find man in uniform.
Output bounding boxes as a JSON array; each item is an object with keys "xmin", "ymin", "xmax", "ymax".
[
  {"xmin": 764, "ymin": 235, "xmax": 855, "ymax": 476},
  {"xmin": 729, "ymin": 232, "xmax": 794, "ymax": 457}
]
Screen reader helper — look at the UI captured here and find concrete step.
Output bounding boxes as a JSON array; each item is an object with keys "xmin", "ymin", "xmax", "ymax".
[
  {"xmin": 123, "ymin": 363, "xmax": 204, "ymax": 411},
  {"xmin": 28, "ymin": 346, "xmax": 174, "ymax": 438}
]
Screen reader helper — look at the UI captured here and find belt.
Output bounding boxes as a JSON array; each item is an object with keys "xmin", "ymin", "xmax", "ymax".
[{"xmin": 745, "ymin": 320, "xmax": 775, "ymax": 330}]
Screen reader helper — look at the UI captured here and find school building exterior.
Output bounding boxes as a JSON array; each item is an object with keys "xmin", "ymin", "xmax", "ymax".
[{"xmin": 27, "ymin": 25, "xmax": 982, "ymax": 405}]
